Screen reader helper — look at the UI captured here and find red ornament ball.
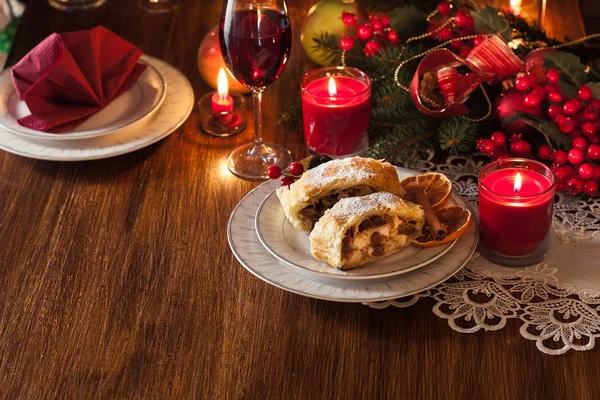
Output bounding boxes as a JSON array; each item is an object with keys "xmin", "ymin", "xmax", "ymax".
[
  {"xmin": 357, "ymin": 25, "xmax": 373, "ymax": 40},
  {"xmin": 578, "ymin": 85, "xmax": 593, "ymax": 101},
  {"xmin": 340, "ymin": 37, "xmax": 354, "ymax": 51},
  {"xmin": 437, "ymin": 1, "xmax": 452, "ymax": 15},
  {"xmin": 289, "ymin": 162, "xmax": 304, "ymax": 176},
  {"xmin": 267, "ymin": 165, "xmax": 282, "ymax": 179},
  {"xmin": 568, "ymin": 148, "xmax": 585, "ymax": 165},
  {"xmin": 537, "ymin": 145, "xmax": 553, "ymax": 160}
]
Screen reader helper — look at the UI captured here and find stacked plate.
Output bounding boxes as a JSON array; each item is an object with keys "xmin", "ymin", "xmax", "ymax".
[
  {"xmin": 228, "ymin": 167, "xmax": 479, "ymax": 303},
  {"xmin": 0, "ymin": 55, "xmax": 194, "ymax": 161}
]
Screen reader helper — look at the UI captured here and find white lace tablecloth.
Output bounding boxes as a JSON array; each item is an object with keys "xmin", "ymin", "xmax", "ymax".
[{"xmin": 367, "ymin": 152, "xmax": 600, "ymax": 355}]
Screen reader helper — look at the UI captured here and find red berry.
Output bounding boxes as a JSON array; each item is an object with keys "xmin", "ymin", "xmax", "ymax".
[
  {"xmin": 341, "ymin": 11, "xmax": 357, "ymax": 26},
  {"xmin": 439, "ymin": 27, "xmax": 453, "ymax": 41},
  {"xmin": 568, "ymin": 148, "xmax": 585, "ymax": 165},
  {"xmin": 280, "ymin": 176, "xmax": 295, "ymax": 187},
  {"xmin": 554, "ymin": 165, "xmax": 574, "ymax": 180},
  {"xmin": 545, "ymin": 83, "xmax": 559, "ymax": 93},
  {"xmin": 548, "ymin": 91, "xmax": 562, "ymax": 103},
  {"xmin": 515, "ymin": 77, "xmax": 530, "ymax": 91},
  {"xmin": 567, "ymin": 177, "xmax": 585, "ymax": 195},
  {"xmin": 582, "ymin": 122, "xmax": 597, "ymax": 136},
  {"xmin": 553, "ymin": 150, "xmax": 568, "ymax": 165},
  {"xmin": 455, "ymin": 12, "xmax": 469, "ymax": 27},
  {"xmin": 289, "ymin": 162, "xmax": 304, "ymax": 176},
  {"xmin": 559, "ymin": 118, "xmax": 575, "ymax": 133},
  {"xmin": 584, "ymin": 180, "xmax": 599, "ymax": 197},
  {"xmin": 590, "ymin": 99, "xmax": 600, "ymax": 109},
  {"xmin": 381, "ymin": 15, "xmax": 390, "ymax": 27},
  {"xmin": 496, "ymin": 153, "xmax": 510, "ymax": 160},
  {"xmin": 583, "ymin": 107, "xmax": 598, "ymax": 120},
  {"xmin": 531, "ymin": 87, "xmax": 545, "ymax": 98},
  {"xmin": 340, "ymin": 37, "xmax": 354, "ymax": 51},
  {"xmin": 547, "ymin": 68, "xmax": 560, "ymax": 83},
  {"xmin": 579, "ymin": 163, "xmax": 595, "ymax": 179},
  {"xmin": 363, "ymin": 40, "xmax": 380, "ymax": 56},
  {"xmin": 438, "ymin": 1, "xmax": 452, "ymax": 15},
  {"xmin": 473, "ymin": 35, "xmax": 486, "ymax": 47},
  {"xmin": 450, "ymin": 40, "xmax": 463, "ymax": 50},
  {"xmin": 578, "ymin": 85, "xmax": 593, "ymax": 101},
  {"xmin": 524, "ymin": 94, "xmax": 541, "ymax": 107},
  {"xmin": 594, "ymin": 165, "xmax": 600, "ymax": 180},
  {"xmin": 538, "ymin": 145, "xmax": 553, "ymax": 160},
  {"xmin": 372, "ymin": 19, "xmax": 384, "ymax": 32},
  {"xmin": 357, "ymin": 25, "xmax": 373, "ymax": 40},
  {"xmin": 556, "ymin": 180, "xmax": 567, "ymax": 192},
  {"xmin": 570, "ymin": 128, "xmax": 583, "ymax": 138},
  {"xmin": 587, "ymin": 144, "xmax": 600, "ymax": 160},
  {"xmin": 267, "ymin": 165, "xmax": 282, "ymax": 179},
  {"xmin": 489, "ymin": 147, "xmax": 505, "ymax": 160},
  {"xmin": 476, "ymin": 139, "xmax": 495, "ymax": 154},
  {"xmin": 490, "ymin": 131, "xmax": 506, "ymax": 147},
  {"xmin": 522, "ymin": 141, "xmax": 532, "ymax": 155},
  {"xmin": 563, "ymin": 101, "xmax": 578, "ymax": 116},
  {"xmin": 589, "ymin": 135, "xmax": 600, "ymax": 144},
  {"xmin": 459, "ymin": 46, "xmax": 471, "ymax": 58},
  {"xmin": 571, "ymin": 98, "xmax": 583, "ymax": 110},
  {"xmin": 387, "ymin": 30, "xmax": 399, "ymax": 43},
  {"xmin": 464, "ymin": 16, "xmax": 474, "ymax": 29},
  {"xmin": 547, "ymin": 104, "xmax": 562, "ymax": 118},
  {"xmin": 572, "ymin": 137, "xmax": 588, "ymax": 151},
  {"xmin": 510, "ymin": 140, "xmax": 525, "ymax": 155}
]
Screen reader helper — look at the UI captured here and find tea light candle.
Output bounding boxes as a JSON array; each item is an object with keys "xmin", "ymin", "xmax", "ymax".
[
  {"xmin": 211, "ymin": 69, "xmax": 234, "ymax": 115},
  {"xmin": 478, "ymin": 158, "xmax": 556, "ymax": 266},
  {"xmin": 301, "ymin": 66, "xmax": 371, "ymax": 157}
]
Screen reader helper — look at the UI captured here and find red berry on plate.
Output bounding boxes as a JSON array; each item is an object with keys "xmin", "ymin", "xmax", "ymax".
[
  {"xmin": 578, "ymin": 85, "xmax": 593, "ymax": 101},
  {"xmin": 568, "ymin": 148, "xmax": 585, "ymax": 165},
  {"xmin": 267, "ymin": 165, "xmax": 282, "ymax": 179},
  {"xmin": 567, "ymin": 177, "xmax": 585, "ymax": 195},
  {"xmin": 547, "ymin": 104, "xmax": 562, "ymax": 118},
  {"xmin": 587, "ymin": 144, "xmax": 600, "ymax": 160},
  {"xmin": 552, "ymin": 149, "xmax": 568, "ymax": 165},
  {"xmin": 515, "ymin": 76, "xmax": 530, "ymax": 91},
  {"xmin": 572, "ymin": 137, "xmax": 588, "ymax": 151},
  {"xmin": 538, "ymin": 145, "xmax": 553, "ymax": 160},
  {"xmin": 357, "ymin": 25, "xmax": 373, "ymax": 40},
  {"xmin": 559, "ymin": 118, "xmax": 575, "ymax": 133},
  {"xmin": 341, "ymin": 11, "xmax": 357, "ymax": 26},
  {"xmin": 584, "ymin": 180, "xmax": 599, "ymax": 197},
  {"xmin": 563, "ymin": 101, "xmax": 578, "ymax": 116},
  {"xmin": 439, "ymin": 27, "xmax": 453, "ymax": 41},
  {"xmin": 340, "ymin": 37, "xmax": 354, "ymax": 51},
  {"xmin": 548, "ymin": 91, "xmax": 562, "ymax": 103},
  {"xmin": 579, "ymin": 163, "xmax": 595, "ymax": 179},
  {"xmin": 554, "ymin": 165, "xmax": 573, "ymax": 180},
  {"xmin": 524, "ymin": 94, "xmax": 541, "ymax": 107},
  {"xmin": 289, "ymin": 161, "xmax": 304, "ymax": 176},
  {"xmin": 280, "ymin": 176, "xmax": 295, "ymax": 187},
  {"xmin": 476, "ymin": 139, "xmax": 495, "ymax": 154},
  {"xmin": 547, "ymin": 68, "xmax": 560, "ymax": 83},
  {"xmin": 582, "ymin": 122, "xmax": 597, "ymax": 136},
  {"xmin": 438, "ymin": 1, "xmax": 452, "ymax": 15},
  {"xmin": 490, "ymin": 131, "xmax": 506, "ymax": 147},
  {"xmin": 387, "ymin": 30, "xmax": 399, "ymax": 43}
]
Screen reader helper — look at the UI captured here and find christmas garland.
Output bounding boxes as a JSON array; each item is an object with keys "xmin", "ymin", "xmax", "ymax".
[{"xmin": 278, "ymin": 1, "xmax": 600, "ymax": 196}]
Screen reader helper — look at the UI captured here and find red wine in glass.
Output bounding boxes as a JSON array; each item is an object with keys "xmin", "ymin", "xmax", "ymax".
[{"xmin": 219, "ymin": 0, "xmax": 293, "ymax": 180}]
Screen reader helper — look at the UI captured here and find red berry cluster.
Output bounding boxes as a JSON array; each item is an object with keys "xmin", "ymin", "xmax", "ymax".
[
  {"xmin": 267, "ymin": 162, "xmax": 304, "ymax": 187},
  {"xmin": 476, "ymin": 131, "xmax": 531, "ymax": 161},
  {"xmin": 429, "ymin": 2, "xmax": 480, "ymax": 58},
  {"xmin": 339, "ymin": 12, "xmax": 398, "ymax": 56}
]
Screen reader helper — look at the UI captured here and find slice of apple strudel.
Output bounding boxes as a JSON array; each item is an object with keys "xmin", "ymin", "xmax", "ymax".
[
  {"xmin": 309, "ymin": 192, "xmax": 425, "ymax": 270},
  {"xmin": 276, "ymin": 157, "xmax": 405, "ymax": 232}
]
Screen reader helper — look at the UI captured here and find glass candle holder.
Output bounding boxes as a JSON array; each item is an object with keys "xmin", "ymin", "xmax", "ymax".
[
  {"xmin": 478, "ymin": 158, "xmax": 556, "ymax": 267},
  {"xmin": 301, "ymin": 66, "xmax": 371, "ymax": 157},
  {"xmin": 198, "ymin": 92, "xmax": 246, "ymax": 137}
]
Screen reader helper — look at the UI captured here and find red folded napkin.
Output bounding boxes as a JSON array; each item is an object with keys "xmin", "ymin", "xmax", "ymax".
[{"xmin": 11, "ymin": 26, "xmax": 147, "ymax": 132}]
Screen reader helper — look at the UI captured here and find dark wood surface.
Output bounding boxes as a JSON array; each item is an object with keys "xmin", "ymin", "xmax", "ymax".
[{"xmin": 1, "ymin": 1, "xmax": 598, "ymax": 399}]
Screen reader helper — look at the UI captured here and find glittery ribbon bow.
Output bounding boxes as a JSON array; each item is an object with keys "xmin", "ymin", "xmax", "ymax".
[{"xmin": 409, "ymin": 35, "xmax": 524, "ymax": 118}]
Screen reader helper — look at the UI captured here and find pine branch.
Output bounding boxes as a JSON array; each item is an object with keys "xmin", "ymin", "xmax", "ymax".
[
  {"xmin": 438, "ymin": 117, "xmax": 480, "ymax": 154},
  {"xmin": 276, "ymin": 101, "xmax": 303, "ymax": 133}
]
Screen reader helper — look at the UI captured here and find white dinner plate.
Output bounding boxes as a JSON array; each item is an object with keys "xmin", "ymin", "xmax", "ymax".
[
  {"xmin": 0, "ymin": 55, "xmax": 167, "ymax": 140},
  {"xmin": 255, "ymin": 168, "xmax": 456, "ymax": 280},
  {"xmin": 228, "ymin": 176, "xmax": 479, "ymax": 303},
  {"xmin": 0, "ymin": 55, "xmax": 193, "ymax": 161}
]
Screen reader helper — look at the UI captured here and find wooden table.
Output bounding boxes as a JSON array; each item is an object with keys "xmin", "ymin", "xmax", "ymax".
[{"xmin": 1, "ymin": 1, "xmax": 598, "ymax": 398}]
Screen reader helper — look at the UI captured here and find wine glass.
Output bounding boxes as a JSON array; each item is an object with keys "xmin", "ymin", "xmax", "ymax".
[{"xmin": 219, "ymin": 0, "xmax": 293, "ymax": 180}]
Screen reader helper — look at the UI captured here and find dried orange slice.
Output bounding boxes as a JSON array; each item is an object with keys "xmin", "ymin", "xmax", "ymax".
[
  {"xmin": 413, "ymin": 206, "xmax": 472, "ymax": 248},
  {"xmin": 401, "ymin": 172, "xmax": 452, "ymax": 210}
]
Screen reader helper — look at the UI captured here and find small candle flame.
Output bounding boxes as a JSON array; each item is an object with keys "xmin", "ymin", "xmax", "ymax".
[
  {"xmin": 328, "ymin": 77, "xmax": 337, "ymax": 97},
  {"xmin": 217, "ymin": 68, "xmax": 229, "ymax": 100},
  {"xmin": 510, "ymin": 0, "xmax": 522, "ymax": 15},
  {"xmin": 514, "ymin": 172, "xmax": 522, "ymax": 194}
]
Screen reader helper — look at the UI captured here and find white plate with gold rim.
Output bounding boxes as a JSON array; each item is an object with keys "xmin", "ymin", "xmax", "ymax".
[
  {"xmin": 255, "ymin": 168, "xmax": 458, "ymax": 280},
  {"xmin": 228, "ymin": 173, "xmax": 479, "ymax": 303}
]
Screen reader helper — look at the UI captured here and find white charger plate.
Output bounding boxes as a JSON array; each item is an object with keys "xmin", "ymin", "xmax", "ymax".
[
  {"xmin": 0, "ymin": 55, "xmax": 167, "ymax": 140},
  {"xmin": 255, "ymin": 167, "xmax": 456, "ymax": 280},
  {"xmin": 0, "ymin": 55, "xmax": 193, "ymax": 161},
  {"xmin": 228, "ymin": 177, "xmax": 479, "ymax": 303}
]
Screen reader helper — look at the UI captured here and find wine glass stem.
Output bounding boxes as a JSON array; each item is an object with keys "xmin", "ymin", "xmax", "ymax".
[{"xmin": 252, "ymin": 88, "xmax": 265, "ymax": 148}]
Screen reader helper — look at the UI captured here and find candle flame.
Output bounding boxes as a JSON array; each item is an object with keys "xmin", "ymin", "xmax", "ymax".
[
  {"xmin": 514, "ymin": 172, "xmax": 522, "ymax": 194},
  {"xmin": 510, "ymin": 0, "xmax": 522, "ymax": 15},
  {"xmin": 217, "ymin": 68, "xmax": 229, "ymax": 100},
  {"xmin": 328, "ymin": 77, "xmax": 337, "ymax": 97}
]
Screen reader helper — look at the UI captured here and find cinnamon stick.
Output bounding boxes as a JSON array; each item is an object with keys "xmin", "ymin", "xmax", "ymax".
[{"xmin": 410, "ymin": 188, "xmax": 446, "ymax": 241}]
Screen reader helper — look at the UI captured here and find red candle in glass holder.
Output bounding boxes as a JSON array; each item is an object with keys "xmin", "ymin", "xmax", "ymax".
[
  {"xmin": 479, "ymin": 159, "xmax": 555, "ymax": 264},
  {"xmin": 301, "ymin": 67, "xmax": 371, "ymax": 156},
  {"xmin": 211, "ymin": 69, "xmax": 234, "ymax": 123}
]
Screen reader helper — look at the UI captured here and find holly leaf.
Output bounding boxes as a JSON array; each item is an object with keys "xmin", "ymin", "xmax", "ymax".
[
  {"xmin": 472, "ymin": 6, "xmax": 511, "ymax": 41},
  {"xmin": 559, "ymin": 81, "xmax": 579, "ymax": 99},
  {"xmin": 543, "ymin": 52, "xmax": 587, "ymax": 87},
  {"xmin": 503, "ymin": 112, "xmax": 571, "ymax": 150}
]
